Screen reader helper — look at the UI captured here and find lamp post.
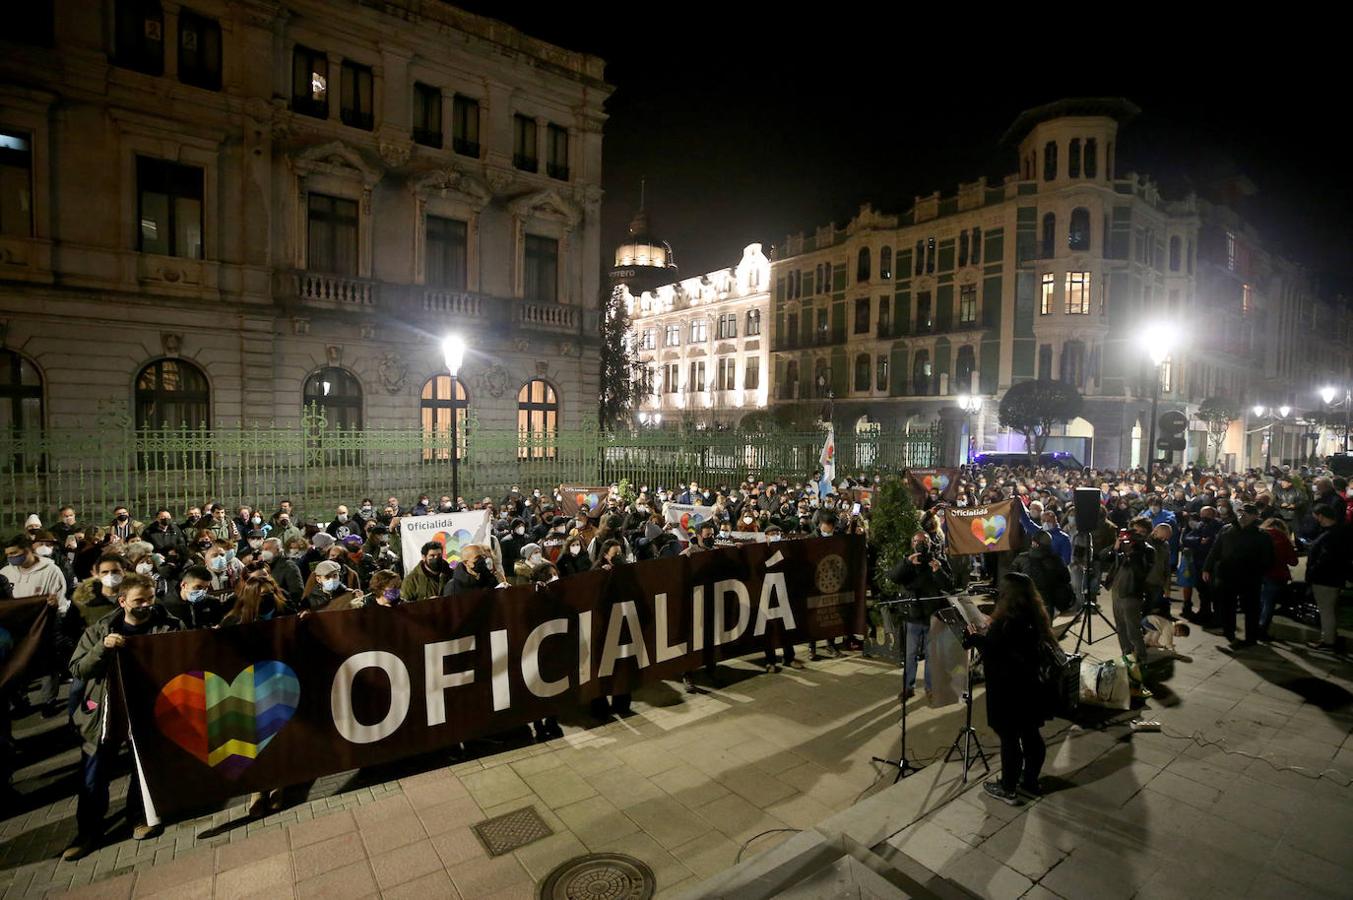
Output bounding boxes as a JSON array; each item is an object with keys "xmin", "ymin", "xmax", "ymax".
[
  {"xmin": 1252, "ymin": 404, "xmax": 1290, "ymax": 473},
  {"xmin": 957, "ymin": 393, "xmax": 982, "ymax": 464},
  {"xmin": 441, "ymin": 335, "xmax": 466, "ymax": 506},
  {"xmin": 1320, "ymin": 385, "xmax": 1351, "ymax": 455},
  {"xmin": 1141, "ymin": 322, "xmax": 1176, "ymax": 493}
]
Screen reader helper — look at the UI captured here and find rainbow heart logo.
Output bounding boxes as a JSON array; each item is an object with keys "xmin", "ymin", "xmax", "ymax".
[
  {"xmin": 922, "ymin": 474, "xmax": 951, "ymax": 493},
  {"xmin": 432, "ymin": 528, "xmax": 474, "ymax": 563},
  {"xmin": 970, "ymin": 515, "xmax": 1007, "ymax": 546},
  {"xmin": 155, "ymin": 661, "xmax": 299, "ymax": 778},
  {"xmin": 575, "ymin": 492, "xmax": 602, "ymax": 511},
  {"xmin": 680, "ymin": 511, "xmax": 705, "ymax": 532}
]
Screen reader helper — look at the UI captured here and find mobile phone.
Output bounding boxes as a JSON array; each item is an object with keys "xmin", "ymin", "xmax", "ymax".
[{"xmin": 851, "ymin": 502, "xmax": 861, "ymax": 516}]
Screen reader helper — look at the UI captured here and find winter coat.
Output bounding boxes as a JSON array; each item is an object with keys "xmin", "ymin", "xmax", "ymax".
[
  {"xmin": 1262, "ymin": 529, "xmax": 1298, "ymax": 583},
  {"xmin": 1305, "ymin": 523, "xmax": 1352, "ymax": 588},
  {"xmin": 1180, "ymin": 519, "xmax": 1222, "ymax": 569},
  {"xmin": 966, "ymin": 616, "xmax": 1048, "ymax": 733},
  {"xmin": 888, "ymin": 554, "xmax": 953, "ymax": 623},
  {"xmin": 1010, "ymin": 547, "xmax": 1075, "ymax": 613},
  {"xmin": 69, "ymin": 605, "xmax": 182, "ymax": 753},
  {"xmin": 268, "ymin": 556, "xmax": 306, "ymax": 608},
  {"xmin": 141, "ymin": 522, "xmax": 188, "ymax": 558},
  {"xmin": 448, "ymin": 560, "xmax": 499, "ymax": 596},
  {"xmin": 556, "ymin": 549, "xmax": 593, "ymax": 577},
  {"xmin": 1203, "ymin": 521, "xmax": 1274, "ymax": 588}
]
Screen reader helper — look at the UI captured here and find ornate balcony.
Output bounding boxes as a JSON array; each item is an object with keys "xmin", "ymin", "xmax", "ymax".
[
  {"xmin": 515, "ymin": 300, "xmax": 578, "ymax": 333},
  {"xmin": 421, "ymin": 289, "xmax": 486, "ymax": 319},
  {"xmin": 295, "ymin": 272, "xmax": 376, "ymax": 308}
]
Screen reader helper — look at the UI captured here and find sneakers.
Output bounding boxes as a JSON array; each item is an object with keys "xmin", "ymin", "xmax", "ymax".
[
  {"xmin": 787, "ymin": 660, "xmax": 806, "ymax": 670},
  {"xmin": 982, "ymin": 781, "xmax": 1024, "ymax": 806},
  {"xmin": 61, "ymin": 839, "xmax": 93, "ymax": 861},
  {"xmin": 132, "ymin": 823, "xmax": 162, "ymax": 841},
  {"xmin": 682, "ymin": 674, "xmax": 698, "ymax": 694}
]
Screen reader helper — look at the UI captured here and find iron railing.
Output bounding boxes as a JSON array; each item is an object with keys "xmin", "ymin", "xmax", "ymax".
[{"xmin": 0, "ymin": 413, "xmax": 937, "ymax": 528}]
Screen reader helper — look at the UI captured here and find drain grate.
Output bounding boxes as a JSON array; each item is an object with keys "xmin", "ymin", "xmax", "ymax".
[
  {"xmin": 538, "ymin": 853, "xmax": 656, "ymax": 900},
  {"xmin": 470, "ymin": 805, "xmax": 554, "ymax": 857}
]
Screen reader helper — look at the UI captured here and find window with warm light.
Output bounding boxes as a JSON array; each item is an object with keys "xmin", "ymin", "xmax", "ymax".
[
  {"xmin": 1040, "ymin": 273, "xmax": 1054, "ymax": 315},
  {"xmin": 517, "ymin": 379, "xmax": 558, "ymax": 459},
  {"xmin": 420, "ymin": 374, "xmax": 468, "ymax": 461},
  {"xmin": 1065, "ymin": 272, "xmax": 1090, "ymax": 314},
  {"xmin": 291, "ymin": 45, "xmax": 328, "ymax": 118}
]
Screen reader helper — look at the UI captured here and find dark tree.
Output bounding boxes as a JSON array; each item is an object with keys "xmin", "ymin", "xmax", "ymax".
[
  {"xmin": 998, "ymin": 379, "xmax": 1083, "ymax": 468},
  {"xmin": 598, "ymin": 287, "xmax": 645, "ymax": 428},
  {"xmin": 1196, "ymin": 396, "xmax": 1241, "ymax": 468}
]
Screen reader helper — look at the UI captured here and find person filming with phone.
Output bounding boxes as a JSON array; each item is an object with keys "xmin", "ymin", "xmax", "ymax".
[{"xmin": 889, "ymin": 531, "xmax": 953, "ymax": 701}]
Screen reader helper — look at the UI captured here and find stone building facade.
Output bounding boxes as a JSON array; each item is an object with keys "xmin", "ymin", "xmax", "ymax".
[
  {"xmin": 767, "ymin": 98, "xmax": 1352, "ymax": 470},
  {"xmin": 623, "ymin": 244, "xmax": 771, "ymax": 429},
  {"xmin": 0, "ymin": 1, "xmax": 609, "ymax": 448}
]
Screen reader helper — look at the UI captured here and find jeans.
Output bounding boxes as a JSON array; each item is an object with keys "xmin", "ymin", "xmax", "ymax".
[
  {"xmin": 1112, "ymin": 587, "xmax": 1149, "ymax": 662},
  {"xmin": 903, "ymin": 622, "xmax": 931, "ymax": 692},
  {"xmin": 77, "ymin": 742, "xmax": 144, "ymax": 841},
  {"xmin": 1313, "ymin": 585, "xmax": 1340, "ymax": 645},
  {"xmin": 1258, "ymin": 581, "xmax": 1284, "ymax": 636},
  {"xmin": 995, "ymin": 724, "xmax": 1046, "ymax": 791}
]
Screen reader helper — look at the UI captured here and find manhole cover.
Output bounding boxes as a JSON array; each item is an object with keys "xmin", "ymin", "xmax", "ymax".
[
  {"xmin": 471, "ymin": 805, "xmax": 553, "ymax": 857},
  {"xmin": 538, "ymin": 852, "xmax": 656, "ymax": 900}
]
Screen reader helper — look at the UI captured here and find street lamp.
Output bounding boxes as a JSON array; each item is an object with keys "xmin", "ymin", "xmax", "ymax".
[
  {"xmin": 1252, "ymin": 404, "xmax": 1290, "ymax": 473},
  {"xmin": 1319, "ymin": 385, "xmax": 1351, "ymax": 455},
  {"xmin": 441, "ymin": 334, "xmax": 466, "ymax": 507},
  {"xmin": 1140, "ymin": 322, "xmax": 1176, "ymax": 492}
]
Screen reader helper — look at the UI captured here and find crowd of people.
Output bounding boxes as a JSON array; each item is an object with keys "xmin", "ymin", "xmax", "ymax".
[{"xmin": 1, "ymin": 459, "xmax": 1349, "ymax": 850}]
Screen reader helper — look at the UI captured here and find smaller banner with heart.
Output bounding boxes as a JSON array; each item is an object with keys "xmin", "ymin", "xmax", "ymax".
[
  {"xmin": 397, "ymin": 510, "xmax": 490, "ymax": 575},
  {"xmin": 663, "ymin": 502, "xmax": 717, "ymax": 543},
  {"xmin": 943, "ymin": 499, "xmax": 1021, "ymax": 556},
  {"xmin": 558, "ymin": 486, "xmax": 609, "ymax": 519},
  {"xmin": 907, "ymin": 468, "xmax": 960, "ymax": 505}
]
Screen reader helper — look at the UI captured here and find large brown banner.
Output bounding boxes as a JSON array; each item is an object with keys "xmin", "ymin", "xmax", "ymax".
[
  {"xmin": 906, "ymin": 468, "xmax": 960, "ymax": 504},
  {"xmin": 117, "ymin": 536, "xmax": 866, "ymax": 817},
  {"xmin": 943, "ymin": 499, "xmax": 1022, "ymax": 556},
  {"xmin": 0, "ymin": 597, "xmax": 53, "ymax": 693},
  {"xmin": 558, "ymin": 486, "xmax": 609, "ymax": 519}
]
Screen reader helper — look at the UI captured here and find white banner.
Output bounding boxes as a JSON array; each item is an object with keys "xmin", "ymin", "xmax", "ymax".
[
  {"xmin": 398, "ymin": 511, "xmax": 490, "ymax": 575},
  {"xmin": 663, "ymin": 503, "xmax": 716, "ymax": 544}
]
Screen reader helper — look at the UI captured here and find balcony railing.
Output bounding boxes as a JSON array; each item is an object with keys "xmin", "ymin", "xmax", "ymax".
[
  {"xmin": 515, "ymin": 301, "xmax": 578, "ymax": 332},
  {"xmin": 296, "ymin": 272, "xmax": 375, "ymax": 307},
  {"xmin": 422, "ymin": 289, "xmax": 486, "ymax": 319}
]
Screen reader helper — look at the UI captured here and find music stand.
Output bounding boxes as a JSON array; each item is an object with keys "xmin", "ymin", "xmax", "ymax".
[
  {"xmin": 935, "ymin": 602, "xmax": 990, "ymax": 783},
  {"xmin": 1070, "ymin": 531, "xmax": 1117, "ymax": 653},
  {"xmin": 870, "ymin": 597, "xmax": 936, "ymax": 783}
]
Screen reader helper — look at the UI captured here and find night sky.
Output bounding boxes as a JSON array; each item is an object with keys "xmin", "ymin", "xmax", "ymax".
[{"xmin": 455, "ymin": 5, "xmax": 1351, "ymax": 297}]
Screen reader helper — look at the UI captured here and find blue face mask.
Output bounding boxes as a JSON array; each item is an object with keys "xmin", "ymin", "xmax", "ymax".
[
  {"xmin": 186, "ymin": 588, "xmax": 208, "ymax": 603},
  {"xmin": 7, "ymin": 553, "xmax": 26, "ymax": 567},
  {"xmin": 382, "ymin": 588, "xmax": 400, "ymax": 602},
  {"xmin": 210, "ymin": 556, "xmax": 227, "ymax": 572}
]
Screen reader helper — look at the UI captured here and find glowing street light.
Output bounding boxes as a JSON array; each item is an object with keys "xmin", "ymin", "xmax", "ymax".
[
  {"xmin": 441, "ymin": 334, "xmax": 466, "ymax": 504},
  {"xmin": 1320, "ymin": 386, "xmax": 1337, "ymax": 405},
  {"xmin": 1140, "ymin": 321, "xmax": 1177, "ymax": 491}
]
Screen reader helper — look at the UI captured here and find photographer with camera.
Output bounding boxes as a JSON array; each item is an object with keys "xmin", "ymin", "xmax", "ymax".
[
  {"xmin": 1099, "ymin": 516, "xmax": 1155, "ymax": 691},
  {"xmin": 889, "ymin": 531, "xmax": 954, "ymax": 701}
]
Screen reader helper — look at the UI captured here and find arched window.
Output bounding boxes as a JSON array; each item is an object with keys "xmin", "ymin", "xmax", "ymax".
[
  {"xmin": 954, "ymin": 346, "xmax": 976, "ymax": 392},
  {"xmin": 136, "ymin": 359, "xmax": 209, "ymax": 429},
  {"xmin": 136, "ymin": 358, "xmax": 209, "ymax": 469},
  {"xmin": 958, "ymin": 231, "xmax": 969, "ymax": 267},
  {"xmin": 814, "ymin": 358, "xmax": 830, "ymax": 398},
  {"xmin": 1084, "ymin": 138, "xmax": 1098, "ymax": 178},
  {"xmin": 1069, "ymin": 208, "xmax": 1091, "ymax": 251},
  {"xmin": 1041, "ymin": 212, "xmax": 1056, "ymax": 258},
  {"xmin": 1043, "ymin": 140, "xmax": 1058, "ymax": 181},
  {"xmin": 1, "ymin": 350, "xmax": 42, "ymax": 433},
  {"xmin": 854, "ymin": 353, "xmax": 871, "ymax": 392},
  {"xmin": 857, "ymin": 246, "xmax": 871, "ymax": 282},
  {"xmin": 880, "ymin": 246, "xmax": 892, "ymax": 279},
  {"xmin": 303, "ymin": 367, "xmax": 363, "ymax": 431},
  {"xmin": 517, "ymin": 378, "xmax": 558, "ymax": 459},
  {"xmin": 784, "ymin": 360, "xmax": 799, "ymax": 400},
  {"xmin": 1068, "ymin": 138, "xmax": 1081, "ymax": 178},
  {"xmin": 1169, "ymin": 236, "xmax": 1181, "ymax": 272},
  {"xmin": 912, "ymin": 350, "xmax": 932, "ymax": 396},
  {"xmin": 420, "ymin": 375, "xmax": 469, "ymax": 461}
]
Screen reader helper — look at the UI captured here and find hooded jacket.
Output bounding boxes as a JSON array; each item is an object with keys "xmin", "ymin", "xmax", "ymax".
[
  {"xmin": 0, "ymin": 555, "xmax": 68, "ymax": 602},
  {"xmin": 69, "ymin": 604, "xmax": 182, "ymax": 752}
]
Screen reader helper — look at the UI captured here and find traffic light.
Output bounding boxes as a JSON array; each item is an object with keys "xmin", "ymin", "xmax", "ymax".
[{"xmin": 1158, "ymin": 410, "xmax": 1188, "ymax": 453}]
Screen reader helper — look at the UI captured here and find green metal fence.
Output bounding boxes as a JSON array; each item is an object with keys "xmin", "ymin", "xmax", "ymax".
[{"xmin": 0, "ymin": 414, "xmax": 937, "ymax": 529}]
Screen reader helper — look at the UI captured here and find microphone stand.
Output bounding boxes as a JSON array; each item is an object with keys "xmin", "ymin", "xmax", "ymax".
[{"xmin": 869, "ymin": 595, "xmax": 949, "ymax": 783}]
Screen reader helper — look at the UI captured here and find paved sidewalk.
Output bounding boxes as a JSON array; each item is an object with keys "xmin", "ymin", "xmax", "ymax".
[{"xmin": 4, "ymin": 600, "xmax": 1350, "ymax": 899}]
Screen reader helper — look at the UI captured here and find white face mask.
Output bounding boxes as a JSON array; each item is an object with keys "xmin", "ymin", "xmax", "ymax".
[
  {"xmin": 337, "ymin": 513, "xmax": 348, "ymax": 522},
  {"xmin": 322, "ymin": 578, "xmax": 342, "ymax": 592},
  {"xmin": 36, "ymin": 545, "xmax": 54, "ymax": 558},
  {"xmin": 101, "ymin": 573, "xmax": 124, "ymax": 590},
  {"xmin": 135, "ymin": 562, "xmax": 154, "ymax": 575},
  {"xmin": 260, "ymin": 550, "xmax": 275, "ymax": 563},
  {"xmin": 248, "ymin": 540, "xmax": 262, "ymax": 549},
  {"xmin": 515, "ymin": 526, "xmax": 525, "ymax": 536},
  {"xmin": 768, "ymin": 534, "xmax": 783, "ymax": 542},
  {"xmin": 569, "ymin": 545, "xmax": 582, "ymax": 556}
]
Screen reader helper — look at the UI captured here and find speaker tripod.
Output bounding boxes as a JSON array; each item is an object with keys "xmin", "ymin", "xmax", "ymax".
[{"xmin": 1071, "ymin": 533, "xmax": 1117, "ymax": 654}]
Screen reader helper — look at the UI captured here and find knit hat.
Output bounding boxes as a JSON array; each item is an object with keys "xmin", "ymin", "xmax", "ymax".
[
  {"xmin": 520, "ymin": 542, "xmax": 542, "ymax": 560},
  {"xmin": 312, "ymin": 532, "xmax": 335, "ymax": 550},
  {"xmin": 24, "ymin": 514, "xmax": 41, "ymax": 529},
  {"xmin": 314, "ymin": 560, "xmax": 342, "ymax": 578}
]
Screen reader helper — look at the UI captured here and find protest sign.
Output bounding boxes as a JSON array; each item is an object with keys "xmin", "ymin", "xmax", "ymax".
[
  {"xmin": 906, "ymin": 468, "xmax": 960, "ymax": 504},
  {"xmin": 663, "ymin": 503, "xmax": 717, "ymax": 542},
  {"xmin": 397, "ymin": 511, "xmax": 490, "ymax": 574},
  {"xmin": 943, "ymin": 499, "xmax": 1021, "ymax": 555},
  {"xmin": 558, "ymin": 486, "xmax": 610, "ymax": 519},
  {"xmin": 117, "ymin": 536, "xmax": 867, "ymax": 817}
]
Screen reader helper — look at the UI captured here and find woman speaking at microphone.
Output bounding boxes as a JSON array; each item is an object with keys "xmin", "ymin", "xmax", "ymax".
[{"xmin": 964, "ymin": 571, "xmax": 1054, "ymax": 806}]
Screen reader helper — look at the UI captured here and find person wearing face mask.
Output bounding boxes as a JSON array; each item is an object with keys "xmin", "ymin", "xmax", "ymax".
[
  {"xmin": 270, "ymin": 514, "xmax": 303, "ymax": 550},
  {"xmin": 415, "ymin": 495, "xmax": 436, "ymax": 515},
  {"xmin": 169, "ymin": 564, "xmax": 226, "ymax": 629},
  {"xmin": 303, "ymin": 560, "xmax": 360, "ymax": 611},
  {"xmin": 29, "ymin": 530, "xmax": 74, "ymax": 598},
  {"xmin": 108, "ymin": 506, "xmax": 141, "ymax": 542},
  {"xmin": 357, "ymin": 569, "xmax": 404, "ymax": 608},
  {"xmin": 54, "ymin": 554, "xmax": 130, "ymax": 723},
  {"xmin": 447, "ymin": 544, "xmax": 504, "ymax": 596},
  {"xmin": 2, "ymin": 534, "xmax": 67, "ymax": 608},
  {"xmin": 1039, "ymin": 512, "xmax": 1072, "ymax": 566},
  {"xmin": 1202, "ymin": 503, "xmax": 1274, "ymax": 647},
  {"xmin": 681, "ymin": 522, "xmax": 717, "ymax": 556},
  {"xmin": 402, "ymin": 542, "xmax": 450, "ymax": 602},
  {"xmin": 63, "ymin": 573, "xmax": 182, "ymax": 859},
  {"xmin": 556, "ymin": 537, "xmax": 592, "ymax": 577},
  {"xmin": 358, "ymin": 524, "xmax": 400, "ymax": 585},
  {"xmin": 140, "ymin": 508, "xmax": 188, "ymax": 559},
  {"xmin": 260, "ymin": 537, "xmax": 304, "ymax": 607},
  {"xmin": 499, "ymin": 518, "xmax": 530, "ymax": 580},
  {"xmin": 597, "ymin": 540, "xmax": 625, "ymax": 570}
]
